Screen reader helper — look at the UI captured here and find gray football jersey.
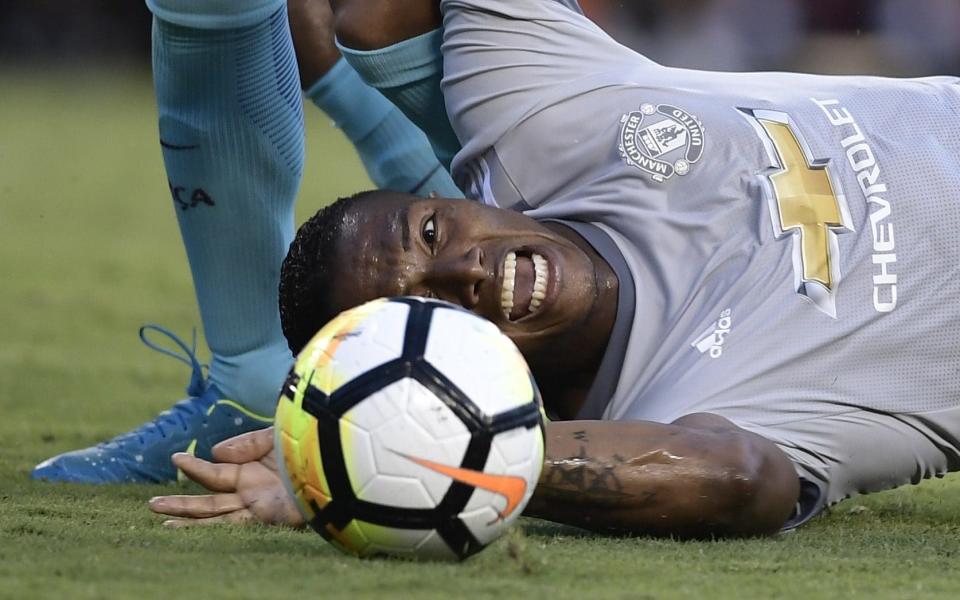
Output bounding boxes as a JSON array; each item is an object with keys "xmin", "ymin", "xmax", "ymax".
[{"xmin": 441, "ymin": 0, "xmax": 960, "ymax": 523}]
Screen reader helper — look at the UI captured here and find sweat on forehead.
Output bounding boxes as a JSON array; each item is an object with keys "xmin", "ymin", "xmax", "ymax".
[
  {"xmin": 338, "ymin": 194, "xmax": 416, "ymax": 248},
  {"xmin": 278, "ymin": 190, "xmax": 421, "ymax": 354},
  {"xmin": 330, "ymin": 196, "xmax": 419, "ymax": 302}
]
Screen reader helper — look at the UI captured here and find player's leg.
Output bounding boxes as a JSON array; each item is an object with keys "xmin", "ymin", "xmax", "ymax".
[
  {"xmin": 329, "ymin": 0, "xmax": 588, "ymax": 173},
  {"xmin": 33, "ymin": 0, "xmax": 301, "ymax": 483},
  {"xmin": 291, "ymin": 0, "xmax": 460, "ymax": 197},
  {"xmin": 330, "ymin": 0, "xmax": 462, "ymax": 169}
]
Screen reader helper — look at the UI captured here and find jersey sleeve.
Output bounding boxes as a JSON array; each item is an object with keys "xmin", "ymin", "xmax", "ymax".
[{"xmin": 440, "ymin": 0, "xmax": 652, "ymax": 172}]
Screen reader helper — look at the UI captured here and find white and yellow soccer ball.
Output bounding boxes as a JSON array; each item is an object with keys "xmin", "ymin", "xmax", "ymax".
[{"xmin": 274, "ymin": 297, "xmax": 545, "ymax": 561}]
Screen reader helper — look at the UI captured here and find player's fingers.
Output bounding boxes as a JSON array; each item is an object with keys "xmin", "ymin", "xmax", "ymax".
[
  {"xmin": 172, "ymin": 452, "xmax": 240, "ymax": 492},
  {"xmin": 148, "ymin": 494, "xmax": 245, "ymax": 519},
  {"xmin": 161, "ymin": 509, "xmax": 255, "ymax": 528},
  {"xmin": 212, "ymin": 427, "xmax": 275, "ymax": 464}
]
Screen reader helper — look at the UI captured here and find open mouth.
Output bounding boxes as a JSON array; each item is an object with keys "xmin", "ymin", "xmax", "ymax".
[{"xmin": 500, "ymin": 250, "xmax": 548, "ymax": 321}]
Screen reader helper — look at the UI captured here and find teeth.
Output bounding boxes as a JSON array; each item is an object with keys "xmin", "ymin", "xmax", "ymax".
[
  {"xmin": 500, "ymin": 251, "xmax": 549, "ymax": 319},
  {"xmin": 530, "ymin": 253, "xmax": 547, "ymax": 313},
  {"xmin": 501, "ymin": 252, "xmax": 516, "ymax": 317}
]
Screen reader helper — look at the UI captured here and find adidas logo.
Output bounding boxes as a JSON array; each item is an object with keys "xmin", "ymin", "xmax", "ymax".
[{"xmin": 692, "ymin": 308, "xmax": 732, "ymax": 359}]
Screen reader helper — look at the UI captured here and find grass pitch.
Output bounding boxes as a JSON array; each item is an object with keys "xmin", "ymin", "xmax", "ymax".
[{"xmin": 2, "ymin": 68, "xmax": 960, "ymax": 600}]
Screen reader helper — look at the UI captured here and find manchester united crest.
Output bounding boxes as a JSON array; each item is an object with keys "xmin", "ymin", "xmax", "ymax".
[{"xmin": 619, "ymin": 103, "xmax": 705, "ymax": 182}]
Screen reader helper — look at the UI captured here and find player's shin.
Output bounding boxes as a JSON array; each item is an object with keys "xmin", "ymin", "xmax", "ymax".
[
  {"xmin": 337, "ymin": 29, "xmax": 462, "ymax": 171},
  {"xmin": 287, "ymin": 0, "xmax": 459, "ymax": 197},
  {"xmin": 150, "ymin": 0, "xmax": 302, "ymax": 414},
  {"xmin": 305, "ymin": 58, "xmax": 462, "ymax": 198}
]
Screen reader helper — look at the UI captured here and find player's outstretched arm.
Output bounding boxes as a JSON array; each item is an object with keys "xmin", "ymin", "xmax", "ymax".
[
  {"xmin": 526, "ymin": 415, "xmax": 799, "ymax": 538},
  {"xmin": 150, "ymin": 415, "xmax": 798, "ymax": 537},
  {"xmin": 148, "ymin": 428, "xmax": 304, "ymax": 528}
]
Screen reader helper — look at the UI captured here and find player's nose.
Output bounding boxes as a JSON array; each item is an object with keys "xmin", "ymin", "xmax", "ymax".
[{"xmin": 426, "ymin": 247, "xmax": 486, "ymax": 308}]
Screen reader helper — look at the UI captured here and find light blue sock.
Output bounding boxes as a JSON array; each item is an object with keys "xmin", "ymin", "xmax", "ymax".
[
  {"xmin": 337, "ymin": 29, "xmax": 462, "ymax": 171},
  {"xmin": 306, "ymin": 58, "xmax": 461, "ymax": 198},
  {"xmin": 149, "ymin": 0, "xmax": 300, "ymax": 414}
]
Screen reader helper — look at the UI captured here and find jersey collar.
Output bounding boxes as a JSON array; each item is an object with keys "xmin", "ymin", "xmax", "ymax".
[{"xmin": 543, "ymin": 219, "xmax": 635, "ymax": 420}]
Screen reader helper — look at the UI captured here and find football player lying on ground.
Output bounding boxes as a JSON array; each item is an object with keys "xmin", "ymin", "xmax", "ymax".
[{"xmin": 150, "ymin": 0, "xmax": 960, "ymax": 537}]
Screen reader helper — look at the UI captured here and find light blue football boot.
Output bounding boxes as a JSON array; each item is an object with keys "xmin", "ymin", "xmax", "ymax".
[{"xmin": 31, "ymin": 325, "xmax": 274, "ymax": 484}]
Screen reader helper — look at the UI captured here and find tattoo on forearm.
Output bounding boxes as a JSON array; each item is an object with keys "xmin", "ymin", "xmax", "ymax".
[{"xmin": 542, "ymin": 445, "xmax": 629, "ymax": 499}]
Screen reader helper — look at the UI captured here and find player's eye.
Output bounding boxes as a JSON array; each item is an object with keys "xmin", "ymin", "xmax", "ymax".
[{"xmin": 421, "ymin": 214, "xmax": 438, "ymax": 249}]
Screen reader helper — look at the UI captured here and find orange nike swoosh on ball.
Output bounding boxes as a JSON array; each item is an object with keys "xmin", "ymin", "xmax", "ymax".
[{"xmin": 395, "ymin": 452, "xmax": 528, "ymax": 520}]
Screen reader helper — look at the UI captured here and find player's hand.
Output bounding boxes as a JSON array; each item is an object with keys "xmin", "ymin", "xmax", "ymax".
[{"xmin": 148, "ymin": 427, "xmax": 305, "ymax": 528}]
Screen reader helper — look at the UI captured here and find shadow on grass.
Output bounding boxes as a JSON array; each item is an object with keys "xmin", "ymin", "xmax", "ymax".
[{"xmin": 518, "ymin": 518, "xmax": 594, "ymax": 540}]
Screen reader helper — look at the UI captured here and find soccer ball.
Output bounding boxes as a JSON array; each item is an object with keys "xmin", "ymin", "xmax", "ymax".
[{"xmin": 274, "ymin": 297, "xmax": 545, "ymax": 561}]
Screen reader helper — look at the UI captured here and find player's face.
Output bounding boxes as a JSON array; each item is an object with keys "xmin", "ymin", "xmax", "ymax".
[{"xmin": 331, "ymin": 195, "xmax": 613, "ymax": 355}]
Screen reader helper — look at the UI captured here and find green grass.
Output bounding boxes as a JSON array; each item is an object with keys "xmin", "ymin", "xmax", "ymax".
[{"xmin": 2, "ymin": 67, "xmax": 960, "ymax": 600}]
